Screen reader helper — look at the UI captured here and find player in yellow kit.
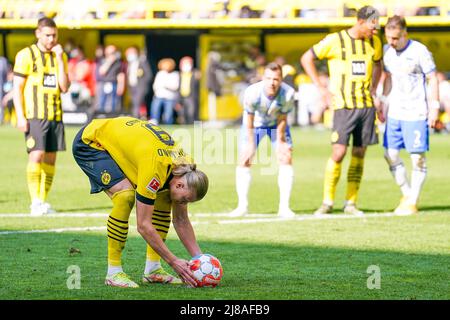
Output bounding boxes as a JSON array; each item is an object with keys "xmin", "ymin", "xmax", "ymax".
[
  {"xmin": 13, "ymin": 17, "xmax": 70, "ymax": 215},
  {"xmin": 301, "ymin": 6, "xmax": 383, "ymax": 215},
  {"xmin": 72, "ymin": 116, "xmax": 209, "ymax": 288}
]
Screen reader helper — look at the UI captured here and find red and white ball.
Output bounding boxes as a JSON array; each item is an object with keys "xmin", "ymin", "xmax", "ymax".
[{"xmin": 189, "ymin": 254, "xmax": 223, "ymax": 287}]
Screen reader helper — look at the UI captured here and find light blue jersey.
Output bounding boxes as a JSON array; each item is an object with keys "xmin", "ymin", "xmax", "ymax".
[
  {"xmin": 243, "ymin": 81, "xmax": 295, "ymax": 127},
  {"xmin": 383, "ymin": 39, "xmax": 436, "ymax": 121}
]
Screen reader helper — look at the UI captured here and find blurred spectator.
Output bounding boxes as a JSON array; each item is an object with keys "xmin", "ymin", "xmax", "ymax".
[
  {"xmin": 297, "ymin": 71, "xmax": 330, "ymax": 127},
  {"xmin": 178, "ymin": 56, "xmax": 200, "ymax": 124},
  {"xmin": 206, "ymin": 51, "xmax": 222, "ymax": 122},
  {"xmin": 436, "ymin": 72, "xmax": 450, "ymax": 131},
  {"xmin": 246, "ymin": 54, "xmax": 266, "ymax": 84},
  {"xmin": 1, "ymin": 68, "xmax": 14, "ymax": 125},
  {"xmin": 63, "ymin": 46, "xmax": 95, "ymax": 111},
  {"xmin": 97, "ymin": 45, "xmax": 124, "ymax": 113},
  {"xmin": 240, "ymin": 5, "xmax": 259, "ymax": 18},
  {"xmin": 0, "ymin": 56, "xmax": 8, "ymax": 123},
  {"xmin": 150, "ymin": 58, "xmax": 179, "ymax": 125},
  {"xmin": 125, "ymin": 46, "xmax": 152, "ymax": 119}
]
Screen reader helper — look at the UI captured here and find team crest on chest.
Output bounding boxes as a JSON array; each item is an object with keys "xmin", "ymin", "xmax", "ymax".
[{"xmin": 147, "ymin": 177, "xmax": 161, "ymax": 193}]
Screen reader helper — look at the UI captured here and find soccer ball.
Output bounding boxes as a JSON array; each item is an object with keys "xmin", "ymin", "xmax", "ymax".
[{"xmin": 189, "ymin": 254, "xmax": 223, "ymax": 287}]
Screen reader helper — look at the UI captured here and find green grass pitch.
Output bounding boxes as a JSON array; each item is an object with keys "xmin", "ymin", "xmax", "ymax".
[{"xmin": 0, "ymin": 124, "xmax": 449, "ymax": 300}]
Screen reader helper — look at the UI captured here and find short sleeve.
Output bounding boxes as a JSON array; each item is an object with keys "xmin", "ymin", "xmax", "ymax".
[
  {"xmin": 372, "ymin": 36, "xmax": 383, "ymax": 62},
  {"xmin": 13, "ymin": 49, "xmax": 31, "ymax": 77},
  {"xmin": 62, "ymin": 52, "xmax": 69, "ymax": 74},
  {"xmin": 419, "ymin": 46, "xmax": 436, "ymax": 75},
  {"xmin": 136, "ymin": 158, "xmax": 169, "ymax": 205},
  {"xmin": 281, "ymin": 87, "xmax": 295, "ymax": 114},
  {"xmin": 243, "ymin": 86, "xmax": 256, "ymax": 114},
  {"xmin": 312, "ymin": 33, "xmax": 336, "ymax": 60}
]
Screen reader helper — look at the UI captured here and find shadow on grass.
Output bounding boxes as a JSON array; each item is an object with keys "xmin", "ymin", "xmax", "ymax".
[{"xmin": 0, "ymin": 232, "xmax": 448, "ymax": 300}]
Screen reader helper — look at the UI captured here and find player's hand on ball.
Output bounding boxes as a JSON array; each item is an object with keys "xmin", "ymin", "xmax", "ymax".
[{"xmin": 170, "ymin": 258, "xmax": 198, "ymax": 287}]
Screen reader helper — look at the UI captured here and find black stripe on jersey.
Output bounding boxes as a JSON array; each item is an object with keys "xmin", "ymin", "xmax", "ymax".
[
  {"xmin": 349, "ymin": 34, "xmax": 356, "ymax": 55},
  {"xmin": 28, "ymin": 46, "xmax": 37, "ymax": 73},
  {"xmin": 50, "ymin": 54, "xmax": 54, "ymax": 67},
  {"xmin": 39, "ymin": 50, "xmax": 46, "ymax": 67},
  {"xmin": 44, "ymin": 93, "xmax": 48, "ymax": 119},
  {"xmin": 107, "ymin": 223, "xmax": 128, "ymax": 236},
  {"xmin": 33, "ymin": 85, "xmax": 38, "ymax": 118},
  {"xmin": 13, "ymin": 72, "xmax": 27, "ymax": 78},
  {"xmin": 338, "ymin": 31, "xmax": 346, "ymax": 60},
  {"xmin": 107, "ymin": 228, "xmax": 127, "ymax": 240},
  {"xmin": 351, "ymin": 81, "xmax": 357, "ymax": 108},
  {"xmin": 341, "ymin": 74, "xmax": 347, "ymax": 108},
  {"xmin": 361, "ymin": 81, "xmax": 368, "ymax": 108},
  {"xmin": 107, "ymin": 234, "xmax": 126, "ymax": 243},
  {"xmin": 107, "ymin": 219, "xmax": 129, "ymax": 230},
  {"xmin": 108, "ymin": 215, "xmax": 128, "ymax": 225},
  {"xmin": 156, "ymin": 228, "xmax": 168, "ymax": 234},
  {"xmin": 361, "ymin": 39, "xmax": 366, "ymax": 54},
  {"xmin": 136, "ymin": 192, "xmax": 155, "ymax": 205},
  {"xmin": 52, "ymin": 94, "xmax": 57, "ymax": 119}
]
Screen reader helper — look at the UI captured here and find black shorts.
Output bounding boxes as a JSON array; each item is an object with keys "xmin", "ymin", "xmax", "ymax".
[
  {"xmin": 331, "ymin": 107, "xmax": 378, "ymax": 147},
  {"xmin": 72, "ymin": 126, "xmax": 126, "ymax": 194},
  {"xmin": 25, "ymin": 119, "xmax": 66, "ymax": 153}
]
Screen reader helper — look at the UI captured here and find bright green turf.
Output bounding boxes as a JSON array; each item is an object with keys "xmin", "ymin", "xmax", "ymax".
[{"xmin": 0, "ymin": 124, "xmax": 449, "ymax": 300}]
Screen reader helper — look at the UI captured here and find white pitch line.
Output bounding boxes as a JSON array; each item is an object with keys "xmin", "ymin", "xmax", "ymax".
[
  {"xmin": 0, "ymin": 212, "xmax": 400, "ymax": 235},
  {"xmin": 216, "ymin": 212, "xmax": 398, "ymax": 224},
  {"xmin": 0, "ymin": 213, "xmax": 109, "ymax": 218},
  {"xmin": 0, "ymin": 226, "xmax": 107, "ymax": 235}
]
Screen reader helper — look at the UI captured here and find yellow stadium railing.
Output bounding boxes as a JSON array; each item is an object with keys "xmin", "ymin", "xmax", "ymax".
[{"xmin": 0, "ymin": 0, "xmax": 449, "ymax": 29}]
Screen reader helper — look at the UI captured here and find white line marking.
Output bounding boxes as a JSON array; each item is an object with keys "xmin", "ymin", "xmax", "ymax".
[
  {"xmin": 0, "ymin": 212, "xmax": 399, "ymax": 235},
  {"xmin": 217, "ymin": 212, "xmax": 398, "ymax": 224},
  {"xmin": 0, "ymin": 226, "xmax": 107, "ymax": 235},
  {"xmin": 0, "ymin": 213, "xmax": 109, "ymax": 218}
]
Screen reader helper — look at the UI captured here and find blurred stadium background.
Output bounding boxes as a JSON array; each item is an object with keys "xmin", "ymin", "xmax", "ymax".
[{"xmin": 1, "ymin": 0, "xmax": 450, "ymax": 127}]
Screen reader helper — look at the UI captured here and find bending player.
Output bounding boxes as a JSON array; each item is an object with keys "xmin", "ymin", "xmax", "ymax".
[
  {"xmin": 230, "ymin": 62, "xmax": 296, "ymax": 218},
  {"xmin": 73, "ymin": 117, "xmax": 208, "ymax": 287}
]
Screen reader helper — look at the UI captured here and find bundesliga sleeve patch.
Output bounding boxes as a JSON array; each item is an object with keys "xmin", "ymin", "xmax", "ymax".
[{"xmin": 146, "ymin": 177, "xmax": 161, "ymax": 193}]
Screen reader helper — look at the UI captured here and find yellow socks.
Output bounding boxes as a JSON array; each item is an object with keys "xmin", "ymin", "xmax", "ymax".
[
  {"xmin": 40, "ymin": 162, "xmax": 55, "ymax": 202},
  {"xmin": 323, "ymin": 158, "xmax": 342, "ymax": 205},
  {"xmin": 145, "ymin": 207, "xmax": 171, "ymax": 267},
  {"xmin": 346, "ymin": 156, "xmax": 364, "ymax": 204},
  {"xmin": 107, "ymin": 189, "xmax": 135, "ymax": 267},
  {"xmin": 26, "ymin": 162, "xmax": 41, "ymax": 202}
]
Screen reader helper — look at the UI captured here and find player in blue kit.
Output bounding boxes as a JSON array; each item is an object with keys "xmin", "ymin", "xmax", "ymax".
[
  {"xmin": 380, "ymin": 16, "xmax": 440, "ymax": 215},
  {"xmin": 230, "ymin": 62, "xmax": 296, "ymax": 218}
]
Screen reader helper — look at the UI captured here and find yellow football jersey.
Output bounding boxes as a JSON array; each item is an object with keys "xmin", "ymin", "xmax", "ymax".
[
  {"xmin": 13, "ymin": 44, "xmax": 68, "ymax": 121},
  {"xmin": 81, "ymin": 117, "xmax": 187, "ymax": 204},
  {"xmin": 312, "ymin": 30, "xmax": 382, "ymax": 110}
]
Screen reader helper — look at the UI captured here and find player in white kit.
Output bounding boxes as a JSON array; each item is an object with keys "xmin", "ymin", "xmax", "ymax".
[
  {"xmin": 230, "ymin": 62, "xmax": 296, "ymax": 218},
  {"xmin": 380, "ymin": 16, "xmax": 440, "ymax": 215}
]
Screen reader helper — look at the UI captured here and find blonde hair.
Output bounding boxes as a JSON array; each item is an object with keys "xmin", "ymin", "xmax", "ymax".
[
  {"xmin": 158, "ymin": 58, "xmax": 176, "ymax": 72},
  {"xmin": 172, "ymin": 163, "xmax": 209, "ymax": 201}
]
